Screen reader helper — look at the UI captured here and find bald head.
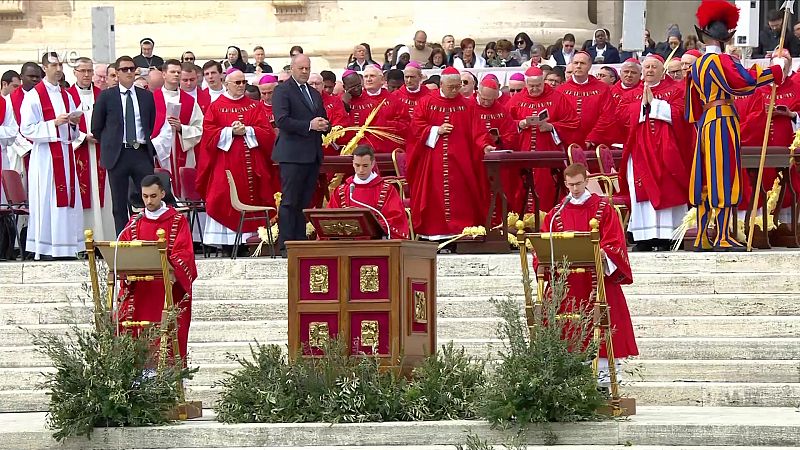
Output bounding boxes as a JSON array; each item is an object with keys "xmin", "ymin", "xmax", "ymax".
[
  {"xmin": 477, "ymin": 84, "xmax": 499, "ymax": 107},
  {"xmin": 225, "ymin": 69, "xmax": 246, "ymax": 97},
  {"xmin": 308, "ymin": 72, "xmax": 323, "ymax": 93},
  {"xmin": 147, "ymin": 68, "xmax": 164, "ymax": 92},
  {"xmin": 291, "ymin": 54, "xmax": 311, "ymax": 84},
  {"xmin": 643, "ymin": 58, "xmax": 666, "ymax": 84}
]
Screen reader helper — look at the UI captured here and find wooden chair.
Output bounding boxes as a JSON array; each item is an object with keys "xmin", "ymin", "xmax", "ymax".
[
  {"xmin": 178, "ymin": 167, "xmax": 206, "ymax": 243},
  {"xmin": 1, "ymin": 170, "xmax": 28, "ymax": 258},
  {"xmin": 385, "ymin": 148, "xmax": 415, "ymax": 240},
  {"xmin": 567, "ymin": 145, "xmax": 626, "ymax": 228},
  {"xmin": 226, "ymin": 170, "xmax": 276, "ymax": 259},
  {"xmin": 595, "ymin": 145, "xmax": 630, "ymax": 228}
]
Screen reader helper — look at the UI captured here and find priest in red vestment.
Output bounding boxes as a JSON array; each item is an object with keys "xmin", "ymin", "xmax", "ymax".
[
  {"xmin": 738, "ymin": 49, "xmax": 800, "ymax": 223},
  {"xmin": 116, "ymin": 175, "xmax": 197, "ymax": 363},
  {"xmin": 309, "ymin": 72, "xmax": 351, "ymax": 155},
  {"xmin": 197, "ymin": 69, "xmax": 279, "ymax": 250},
  {"xmin": 341, "ymin": 66, "xmax": 408, "ymax": 154},
  {"xmin": 327, "ymin": 145, "xmax": 410, "ymax": 239},
  {"xmin": 509, "ymin": 67, "xmax": 580, "ymax": 212},
  {"xmin": 392, "ymin": 62, "xmax": 430, "ymax": 118},
  {"xmin": 611, "ymin": 58, "xmax": 642, "ymax": 105},
  {"xmin": 618, "ymin": 54, "xmax": 691, "ymax": 251},
  {"xmin": 181, "ymin": 62, "xmax": 211, "ymax": 113},
  {"xmin": 407, "ymin": 66, "xmax": 495, "ymax": 239},
  {"xmin": 557, "ymin": 52, "xmax": 617, "ymax": 147},
  {"xmin": 257, "ymin": 74, "xmax": 278, "ymax": 128},
  {"xmin": 539, "ymin": 163, "xmax": 638, "ymax": 385}
]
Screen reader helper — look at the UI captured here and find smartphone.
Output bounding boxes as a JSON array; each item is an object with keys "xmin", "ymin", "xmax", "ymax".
[
  {"xmin": 525, "ymin": 115, "xmax": 537, "ymax": 126},
  {"xmin": 538, "ymin": 109, "xmax": 549, "ymax": 121}
]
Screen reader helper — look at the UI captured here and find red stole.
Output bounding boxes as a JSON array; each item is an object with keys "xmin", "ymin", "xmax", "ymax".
[
  {"xmin": 66, "ymin": 85, "xmax": 106, "ymax": 207},
  {"xmin": 152, "ymin": 88, "xmax": 194, "ymax": 194},
  {"xmin": 34, "ymin": 82, "xmax": 76, "ymax": 208},
  {"xmin": 0, "ymin": 96, "xmax": 5, "ymax": 126},
  {"xmin": 196, "ymin": 88, "xmax": 211, "ymax": 113},
  {"xmin": 10, "ymin": 86, "xmax": 31, "ymax": 173}
]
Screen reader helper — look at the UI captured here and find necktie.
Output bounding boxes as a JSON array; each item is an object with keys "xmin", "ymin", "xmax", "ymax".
[
  {"xmin": 124, "ymin": 90, "xmax": 136, "ymax": 145},
  {"xmin": 300, "ymin": 83, "xmax": 314, "ymax": 109}
]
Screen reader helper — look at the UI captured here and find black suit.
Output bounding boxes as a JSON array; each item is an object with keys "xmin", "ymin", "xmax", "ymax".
[
  {"xmin": 91, "ymin": 85, "xmax": 157, "ymax": 234},
  {"xmin": 271, "ymin": 77, "xmax": 328, "ymax": 250}
]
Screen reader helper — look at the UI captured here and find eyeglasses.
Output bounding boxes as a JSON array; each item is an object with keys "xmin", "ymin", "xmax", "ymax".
[
  {"xmin": 184, "ymin": 57, "xmax": 195, "ymax": 61},
  {"xmin": 118, "ymin": 66, "xmax": 137, "ymax": 73},
  {"xmin": 668, "ymin": 70, "xmax": 682, "ymax": 76},
  {"xmin": 461, "ymin": 80, "xmax": 470, "ymax": 86},
  {"xmin": 516, "ymin": 41, "xmax": 525, "ymax": 45},
  {"xmin": 75, "ymin": 69, "xmax": 94, "ymax": 74},
  {"xmin": 228, "ymin": 80, "xmax": 247, "ymax": 86},
  {"xmin": 509, "ymin": 88, "xmax": 522, "ymax": 93}
]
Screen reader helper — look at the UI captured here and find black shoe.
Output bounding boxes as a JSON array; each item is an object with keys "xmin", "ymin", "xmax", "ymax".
[{"xmin": 631, "ymin": 242, "xmax": 654, "ymax": 252}]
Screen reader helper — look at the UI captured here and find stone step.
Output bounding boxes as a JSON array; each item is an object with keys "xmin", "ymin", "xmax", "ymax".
[
  {"xmin": 2, "ymin": 406, "xmax": 799, "ymax": 448},
  {"xmin": 130, "ymin": 447, "xmax": 800, "ymax": 450},
  {"xmin": 5, "ymin": 315, "xmax": 800, "ymax": 347},
  {"xmin": 3, "ymin": 337, "xmax": 800, "ymax": 369}
]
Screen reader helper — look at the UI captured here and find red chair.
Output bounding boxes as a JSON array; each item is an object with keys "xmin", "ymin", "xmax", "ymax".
[
  {"xmin": 567, "ymin": 145, "xmax": 627, "ymax": 227},
  {"xmin": 1, "ymin": 170, "xmax": 29, "ymax": 258},
  {"xmin": 179, "ymin": 167, "xmax": 206, "ymax": 244},
  {"xmin": 385, "ymin": 148, "xmax": 415, "ymax": 239},
  {"xmin": 596, "ymin": 145, "xmax": 630, "ymax": 227}
]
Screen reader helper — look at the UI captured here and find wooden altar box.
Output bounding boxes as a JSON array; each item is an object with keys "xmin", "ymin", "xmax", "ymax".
[{"xmin": 287, "ymin": 240, "xmax": 438, "ymax": 371}]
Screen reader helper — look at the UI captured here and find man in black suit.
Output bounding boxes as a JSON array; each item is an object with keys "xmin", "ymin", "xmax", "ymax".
[
  {"xmin": 271, "ymin": 54, "xmax": 330, "ymax": 256},
  {"xmin": 91, "ymin": 55, "xmax": 157, "ymax": 234}
]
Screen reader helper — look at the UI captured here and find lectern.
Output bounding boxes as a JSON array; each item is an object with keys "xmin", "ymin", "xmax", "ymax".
[{"xmin": 287, "ymin": 209, "xmax": 437, "ymax": 371}]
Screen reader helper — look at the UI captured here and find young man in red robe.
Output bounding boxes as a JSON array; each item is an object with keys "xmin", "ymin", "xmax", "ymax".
[
  {"xmin": 116, "ymin": 175, "xmax": 197, "ymax": 363},
  {"xmin": 509, "ymin": 66, "xmax": 580, "ymax": 212},
  {"xmin": 407, "ymin": 66, "xmax": 495, "ymax": 239},
  {"xmin": 180, "ymin": 62, "xmax": 210, "ymax": 114},
  {"xmin": 557, "ymin": 51, "xmax": 617, "ymax": 147},
  {"xmin": 539, "ymin": 163, "xmax": 638, "ymax": 386},
  {"xmin": 341, "ymin": 66, "xmax": 408, "ymax": 154},
  {"xmin": 196, "ymin": 69, "xmax": 279, "ymax": 253},
  {"xmin": 392, "ymin": 62, "xmax": 429, "ymax": 118},
  {"xmin": 327, "ymin": 145, "xmax": 410, "ymax": 239},
  {"xmin": 738, "ymin": 49, "xmax": 800, "ymax": 224},
  {"xmin": 618, "ymin": 54, "xmax": 691, "ymax": 251}
]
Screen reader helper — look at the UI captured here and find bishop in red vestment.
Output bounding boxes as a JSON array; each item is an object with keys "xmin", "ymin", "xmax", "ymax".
[
  {"xmin": 257, "ymin": 74, "xmax": 279, "ymax": 128},
  {"xmin": 558, "ymin": 52, "xmax": 617, "ymax": 147},
  {"xmin": 116, "ymin": 175, "xmax": 197, "ymax": 362},
  {"xmin": 509, "ymin": 67, "xmax": 580, "ymax": 212},
  {"xmin": 327, "ymin": 145, "xmax": 410, "ymax": 239},
  {"xmin": 618, "ymin": 54, "xmax": 691, "ymax": 250},
  {"xmin": 539, "ymin": 164, "xmax": 638, "ymax": 381},
  {"xmin": 196, "ymin": 69, "xmax": 279, "ymax": 247},
  {"xmin": 610, "ymin": 58, "xmax": 642, "ymax": 105},
  {"xmin": 309, "ymin": 73, "xmax": 351, "ymax": 155},
  {"xmin": 392, "ymin": 62, "xmax": 430, "ymax": 119},
  {"xmin": 342, "ymin": 66, "xmax": 408, "ymax": 154},
  {"xmin": 408, "ymin": 67, "xmax": 495, "ymax": 238}
]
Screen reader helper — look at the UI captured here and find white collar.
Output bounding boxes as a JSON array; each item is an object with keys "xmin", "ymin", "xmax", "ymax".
[
  {"xmin": 77, "ymin": 84, "xmax": 93, "ymax": 92},
  {"xmin": 119, "ymin": 84, "xmax": 135, "ymax": 94},
  {"xmin": 572, "ymin": 75, "xmax": 590, "ymax": 85},
  {"xmin": 209, "ymin": 85, "xmax": 224, "ymax": 93},
  {"xmin": 406, "ymin": 85, "xmax": 421, "ymax": 94},
  {"xmin": 352, "ymin": 172, "xmax": 378, "ymax": 185},
  {"xmin": 569, "ymin": 190, "xmax": 592, "ymax": 205},
  {"xmin": 365, "ymin": 88, "xmax": 383, "ymax": 97},
  {"xmin": 223, "ymin": 91, "xmax": 244, "ymax": 100},
  {"xmin": 705, "ymin": 45, "xmax": 721, "ymax": 54},
  {"xmin": 162, "ymin": 86, "xmax": 179, "ymax": 95},
  {"xmin": 144, "ymin": 202, "xmax": 169, "ymax": 220},
  {"xmin": 43, "ymin": 79, "xmax": 60, "ymax": 92},
  {"xmin": 647, "ymin": 81, "xmax": 661, "ymax": 88},
  {"xmin": 621, "ymin": 82, "xmax": 636, "ymax": 89}
]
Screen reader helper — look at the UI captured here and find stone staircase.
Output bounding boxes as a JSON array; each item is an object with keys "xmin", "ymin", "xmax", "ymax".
[{"xmin": 0, "ymin": 252, "xmax": 799, "ymax": 448}]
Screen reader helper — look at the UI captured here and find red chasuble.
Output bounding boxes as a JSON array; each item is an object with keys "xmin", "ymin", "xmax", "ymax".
[
  {"xmin": 557, "ymin": 76, "xmax": 615, "ymax": 146},
  {"xmin": 196, "ymin": 88, "xmax": 211, "ymax": 114},
  {"xmin": 327, "ymin": 175, "xmax": 410, "ymax": 239},
  {"xmin": 738, "ymin": 75, "xmax": 800, "ymax": 208},
  {"xmin": 618, "ymin": 81, "xmax": 692, "ymax": 210},
  {"xmin": 392, "ymin": 85, "xmax": 430, "ymax": 118},
  {"xmin": 346, "ymin": 88, "xmax": 409, "ymax": 154},
  {"xmin": 262, "ymin": 102, "xmax": 275, "ymax": 128},
  {"xmin": 66, "ymin": 85, "xmax": 106, "ymax": 208},
  {"xmin": 322, "ymin": 92, "xmax": 352, "ymax": 155},
  {"xmin": 539, "ymin": 193, "xmax": 638, "ymax": 359},
  {"xmin": 407, "ymin": 92, "xmax": 492, "ymax": 236},
  {"xmin": 474, "ymin": 99, "xmax": 519, "ymax": 223},
  {"xmin": 610, "ymin": 80, "xmax": 641, "ymax": 105},
  {"xmin": 9, "ymin": 86, "xmax": 31, "ymax": 173},
  {"xmin": 152, "ymin": 89, "xmax": 195, "ymax": 196},
  {"xmin": 509, "ymin": 85, "xmax": 580, "ymax": 211},
  {"xmin": 116, "ymin": 207, "xmax": 197, "ymax": 361},
  {"xmin": 196, "ymin": 94, "xmax": 279, "ymax": 232}
]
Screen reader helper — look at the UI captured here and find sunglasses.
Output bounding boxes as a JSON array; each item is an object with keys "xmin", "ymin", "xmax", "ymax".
[
  {"xmin": 118, "ymin": 66, "xmax": 137, "ymax": 73},
  {"xmin": 184, "ymin": 57, "xmax": 195, "ymax": 61},
  {"xmin": 509, "ymin": 88, "xmax": 522, "ymax": 93},
  {"xmin": 228, "ymin": 80, "xmax": 247, "ymax": 86},
  {"xmin": 461, "ymin": 80, "xmax": 470, "ymax": 85},
  {"xmin": 516, "ymin": 41, "xmax": 525, "ymax": 45}
]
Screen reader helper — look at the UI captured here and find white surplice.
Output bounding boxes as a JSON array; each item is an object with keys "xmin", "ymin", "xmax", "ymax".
[
  {"xmin": 3, "ymin": 92, "xmax": 32, "ymax": 182},
  {"xmin": 151, "ymin": 87, "xmax": 203, "ymax": 176},
  {"xmin": 72, "ymin": 86, "xmax": 115, "ymax": 241},
  {"xmin": 20, "ymin": 79, "xmax": 85, "ymax": 259},
  {"xmin": 0, "ymin": 97, "xmax": 18, "ymax": 204}
]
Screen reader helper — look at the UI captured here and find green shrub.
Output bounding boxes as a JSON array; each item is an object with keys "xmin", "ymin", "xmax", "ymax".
[{"xmin": 480, "ymin": 264, "xmax": 606, "ymax": 427}]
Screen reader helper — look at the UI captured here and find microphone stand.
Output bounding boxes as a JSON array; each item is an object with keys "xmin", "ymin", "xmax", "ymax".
[{"xmin": 349, "ymin": 183, "xmax": 391, "ymax": 240}]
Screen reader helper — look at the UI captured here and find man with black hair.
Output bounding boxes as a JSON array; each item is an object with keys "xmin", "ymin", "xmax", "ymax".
[
  {"xmin": 0, "ymin": 70, "xmax": 19, "ymax": 97},
  {"xmin": 385, "ymin": 69, "xmax": 404, "ymax": 92},
  {"xmin": 115, "ymin": 174, "xmax": 196, "ymax": 363},
  {"xmin": 320, "ymin": 70, "xmax": 336, "ymax": 95},
  {"xmin": 755, "ymin": 9, "xmax": 795, "ymax": 58}
]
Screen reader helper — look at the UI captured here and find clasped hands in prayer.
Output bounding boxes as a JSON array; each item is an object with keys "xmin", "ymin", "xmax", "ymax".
[
  {"xmin": 231, "ymin": 120, "xmax": 247, "ymax": 136},
  {"xmin": 310, "ymin": 117, "xmax": 330, "ymax": 132}
]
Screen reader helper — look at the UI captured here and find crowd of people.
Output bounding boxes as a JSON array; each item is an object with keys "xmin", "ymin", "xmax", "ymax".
[{"xmin": 0, "ymin": 7, "xmax": 798, "ymax": 261}]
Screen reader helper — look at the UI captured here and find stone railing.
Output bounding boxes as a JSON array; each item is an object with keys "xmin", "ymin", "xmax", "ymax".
[
  {"xmin": 272, "ymin": 0, "xmax": 305, "ymax": 16},
  {"xmin": 0, "ymin": 0, "xmax": 24, "ymax": 16}
]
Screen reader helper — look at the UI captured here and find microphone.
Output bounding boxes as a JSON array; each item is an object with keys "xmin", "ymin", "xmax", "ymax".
[
  {"xmin": 548, "ymin": 193, "xmax": 572, "ymax": 275},
  {"xmin": 349, "ymin": 183, "xmax": 392, "ymax": 240}
]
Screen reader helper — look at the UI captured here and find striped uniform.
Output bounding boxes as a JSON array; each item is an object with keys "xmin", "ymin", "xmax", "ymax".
[{"xmin": 685, "ymin": 51, "xmax": 783, "ymax": 248}]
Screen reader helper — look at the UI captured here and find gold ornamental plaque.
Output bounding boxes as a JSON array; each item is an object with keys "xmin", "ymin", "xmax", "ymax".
[
  {"xmin": 309, "ymin": 265, "xmax": 329, "ymax": 294},
  {"xmin": 414, "ymin": 291, "xmax": 428, "ymax": 323},
  {"xmin": 359, "ymin": 265, "xmax": 379, "ymax": 293},
  {"xmin": 360, "ymin": 320, "xmax": 379, "ymax": 347},
  {"xmin": 308, "ymin": 322, "xmax": 329, "ymax": 348}
]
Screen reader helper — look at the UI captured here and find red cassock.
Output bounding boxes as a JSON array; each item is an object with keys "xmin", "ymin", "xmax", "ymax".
[
  {"xmin": 347, "ymin": 89, "xmax": 409, "ymax": 154},
  {"xmin": 327, "ymin": 175, "xmax": 410, "ymax": 239},
  {"xmin": 509, "ymin": 85, "xmax": 580, "ymax": 211},
  {"xmin": 738, "ymin": 74, "xmax": 800, "ymax": 209},
  {"xmin": 115, "ymin": 207, "xmax": 197, "ymax": 361},
  {"xmin": 196, "ymin": 95, "xmax": 279, "ymax": 232},
  {"xmin": 322, "ymin": 92, "xmax": 352, "ymax": 155},
  {"xmin": 407, "ymin": 92, "xmax": 492, "ymax": 236},
  {"xmin": 610, "ymin": 80, "xmax": 641, "ymax": 106},
  {"xmin": 538, "ymin": 193, "xmax": 638, "ymax": 359},
  {"xmin": 618, "ymin": 81, "xmax": 692, "ymax": 210},
  {"xmin": 392, "ymin": 85, "xmax": 431, "ymax": 119},
  {"xmin": 474, "ymin": 98, "xmax": 519, "ymax": 224},
  {"xmin": 558, "ymin": 77, "xmax": 616, "ymax": 146}
]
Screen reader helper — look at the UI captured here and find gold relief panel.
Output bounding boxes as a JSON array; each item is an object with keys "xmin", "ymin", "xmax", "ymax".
[
  {"xmin": 309, "ymin": 265, "xmax": 329, "ymax": 294},
  {"xmin": 360, "ymin": 320, "xmax": 379, "ymax": 347},
  {"xmin": 359, "ymin": 265, "xmax": 379, "ymax": 293},
  {"xmin": 414, "ymin": 291, "xmax": 428, "ymax": 323},
  {"xmin": 319, "ymin": 219, "xmax": 362, "ymax": 236},
  {"xmin": 308, "ymin": 322, "xmax": 329, "ymax": 348}
]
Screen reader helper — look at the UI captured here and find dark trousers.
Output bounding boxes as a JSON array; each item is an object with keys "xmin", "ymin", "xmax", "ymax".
[
  {"xmin": 108, "ymin": 146, "xmax": 155, "ymax": 235},
  {"xmin": 278, "ymin": 162, "xmax": 321, "ymax": 249}
]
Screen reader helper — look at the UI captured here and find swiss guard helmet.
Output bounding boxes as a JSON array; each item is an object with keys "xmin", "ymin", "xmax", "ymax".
[{"xmin": 694, "ymin": 0, "xmax": 740, "ymax": 44}]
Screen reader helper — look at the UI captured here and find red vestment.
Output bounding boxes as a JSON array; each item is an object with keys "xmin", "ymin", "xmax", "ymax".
[
  {"xmin": 327, "ymin": 175, "xmax": 410, "ymax": 239},
  {"xmin": 322, "ymin": 92, "xmax": 352, "ymax": 155},
  {"xmin": 262, "ymin": 102, "xmax": 275, "ymax": 127},
  {"xmin": 407, "ymin": 92, "xmax": 492, "ymax": 236},
  {"xmin": 196, "ymin": 94, "xmax": 279, "ymax": 232},
  {"xmin": 618, "ymin": 81, "xmax": 692, "ymax": 210},
  {"xmin": 474, "ymin": 98, "xmax": 519, "ymax": 223},
  {"xmin": 495, "ymin": 90, "xmax": 513, "ymax": 109},
  {"xmin": 610, "ymin": 80, "xmax": 641, "ymax": 105},
  {"xmin": 738, "ymin": 75, "xmax": 800, "ymax": 209},
  {"xmin": 392, "ymin": 85, "xmax": 430, "ymax": 118},
  {"xmin": 9, "ymin": 86, "xmax": 31, "ymax": 173},
  {"xmin": 539, "ymin": 193, "xmax": 638, "ymax": 358},
  {"xmin": 66, "ymin": 85, "xmax": 107, "ymax": 208},
  {"xmin": 152, "ymin": 89, "xmax": 196, "ymax": 197},
  {"xmin": 196, "ymin": 88, "xmax": 211, "ymax": 113},
  {"xmin": 346, "ymin": 88, "xmax": 409, "ymax": 154},
  {"xmin": 509, "ymin": 85, "xmax": 580, "ymax": 211},
  {"xmin": 116, "ymin": 207, "xmax": 197, "ymax": 361},
  {"xmin": 558, "ymin": 77, "xmax": 616, "ymax": 146}
]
